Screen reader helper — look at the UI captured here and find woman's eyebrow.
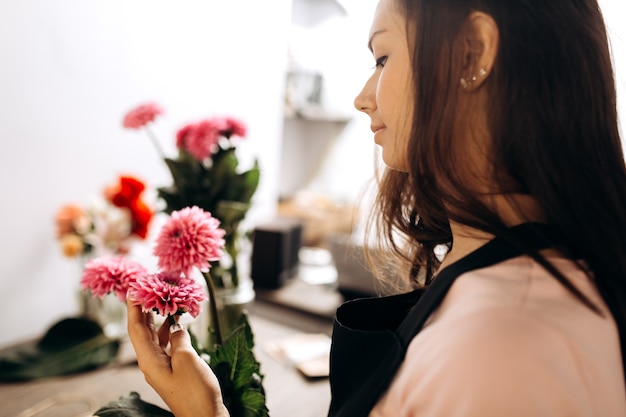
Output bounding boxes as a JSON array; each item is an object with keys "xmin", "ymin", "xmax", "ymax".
[{"xmin": 368, "ymin": 29, "xmax": 387, "ymax": 52}]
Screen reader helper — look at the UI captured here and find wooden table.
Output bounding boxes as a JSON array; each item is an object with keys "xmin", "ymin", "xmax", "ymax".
[{"xmin": 0, "ymin": 301, "xmax": 336, "ymax": 417}]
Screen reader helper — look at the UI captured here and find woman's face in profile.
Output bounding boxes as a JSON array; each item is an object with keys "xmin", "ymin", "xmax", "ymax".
[{"xmin": 354, "ymin": 0, "xmax": 413, "ymax": 172}]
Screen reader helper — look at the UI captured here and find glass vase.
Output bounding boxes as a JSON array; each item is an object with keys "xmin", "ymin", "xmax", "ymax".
[
  {"xmin": 187, "ymin": 226, "xmax": 256, "ymax": 351},
  {"xmin": 77, "ymin": 255, "xmax": 127, "ymax": 339},
  {"xmin": 190, "ymin": 273, "xmax": 255, "ymax": 352}
]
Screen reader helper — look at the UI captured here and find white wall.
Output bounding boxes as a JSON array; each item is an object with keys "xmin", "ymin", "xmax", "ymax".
[
  {"xmin": 0, "ymin": 0, "xmax": 291, "ymax": 347},
  {"xmin": 602, "ymin": 0, "xmax": 626, "ymax": 137},
  {"xmin": 280, "ymin": 0, "xmax": 379, "ymax": 203}
]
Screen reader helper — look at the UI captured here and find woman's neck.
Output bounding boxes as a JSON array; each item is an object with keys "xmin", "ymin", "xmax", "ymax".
[
  {"xmin": 437, "ymin": 193, "xmax": 548, "ymax": 273},
  {"xmin": 437, "ymin": 223, "xmax": 492, "ymax": 272}
]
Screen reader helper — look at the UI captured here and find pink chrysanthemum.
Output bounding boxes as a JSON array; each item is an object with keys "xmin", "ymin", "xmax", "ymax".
[
  {"xmin": 218, "ymin": 116, "xmax": 247, "ymax": 139},
  {"xmin": 128, "ymin": 271, "xmax": 207, "ymax": 318},
  {"xmin": 81, "ymin": 256, "xmax": 149, "ymax": 301},
  {"xmin": 153, "ymin": 206, "xmax": 225, "ymax": 275},
  {"xmin": 123, "ymin": 103, "xmax": 164, "ymax": 129},
  {"xmin": 177, "ymin": 119, "xmax": 222, "ymax": 161},
  {"xmin": 175, "ymin": 123, "xmax": 193, "ymax": 149}
]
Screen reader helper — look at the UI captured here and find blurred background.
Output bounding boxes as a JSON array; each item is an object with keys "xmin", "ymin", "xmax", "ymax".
[{"xmin": 0, "ymin": 0, "xmax": 623, "ymax": 348}]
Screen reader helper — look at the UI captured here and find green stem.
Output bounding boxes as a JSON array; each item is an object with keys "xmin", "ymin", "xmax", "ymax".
[
  {"xmin": 144, "ymin": 125, "xmax": 166, "ymax": 159},
  {"xmin": 224, "ymin": 226, "xmax": 239, "ymax": 288},
  {"xmin": 230, "ymin": 257, "xmax": 239, "ymax": 287},
  {"xmin": 203, "ymin": 271, "xmax": 223, "ymax": 347},
  {"xmin": 225, "ymin": 235, "xmax": 239, "ymax": 288}
]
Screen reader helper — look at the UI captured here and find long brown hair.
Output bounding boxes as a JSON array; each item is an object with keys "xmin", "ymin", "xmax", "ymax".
[{"xmin": 368, "ymin": 0, "xmax": 626, "ymax": 371}]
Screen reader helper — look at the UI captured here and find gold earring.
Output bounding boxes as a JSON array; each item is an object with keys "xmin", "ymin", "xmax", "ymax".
[{"xmin": 460, "ymin": 68, "xmax": 487, "ymax": 89}]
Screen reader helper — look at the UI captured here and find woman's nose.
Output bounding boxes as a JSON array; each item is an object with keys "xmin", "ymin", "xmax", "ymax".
[{"xmin": 354, "ymin": 75, "xmax": 376, "ymax": 113}]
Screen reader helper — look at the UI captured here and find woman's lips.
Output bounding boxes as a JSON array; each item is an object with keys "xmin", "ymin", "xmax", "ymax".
[{"xmin": 372, "ymin": 126, "xmax": 385, "ymax": 142}]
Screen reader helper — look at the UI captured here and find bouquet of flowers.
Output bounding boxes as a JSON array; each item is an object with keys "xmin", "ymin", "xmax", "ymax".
[
  {"xmin": 123, "ymin": 103, "xmax": 260, "ymax": 289},
  {"xmin": 82, "ymin": 206, "xmax": 268, "ymax": 417},
  {"xmin": 55, "ymin": 175, "xmax": 153, "ymax": 258}
]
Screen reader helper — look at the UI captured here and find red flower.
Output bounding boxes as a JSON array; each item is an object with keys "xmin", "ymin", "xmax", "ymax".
[
  {"xmin": 106, "ymin": 176, "xmax": 145, "ymax": 207},
  {"xmin": 128, "ymin": 199, "xmax": 152, "ymax": 239},
  {"xmin": 104, "ymin": 175, "xmax": 153, "ymax": 240},
  {"xmin": 123, "ymin": 103, "xmax": 163, "ymax": 129}
]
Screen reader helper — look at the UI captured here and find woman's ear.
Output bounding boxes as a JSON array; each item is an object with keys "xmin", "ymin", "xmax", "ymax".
[{"xmin": 459, "ymin": 12, "xmax": 499, "ymax": 91}]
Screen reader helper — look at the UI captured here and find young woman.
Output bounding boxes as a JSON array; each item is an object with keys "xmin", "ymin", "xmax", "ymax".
[{"xmin": 127, "ymin": 0, "xmax": 626, "ymax": 415}]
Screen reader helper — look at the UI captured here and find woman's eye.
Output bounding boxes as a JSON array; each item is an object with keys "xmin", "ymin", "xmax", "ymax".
[{"xmin": 373, "ymin": 56, "xmax": 387, "ymax": 69}]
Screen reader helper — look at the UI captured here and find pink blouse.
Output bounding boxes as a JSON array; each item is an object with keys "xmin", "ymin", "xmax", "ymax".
[{"xmin": 370, "ymin": 256, "xmax": 626, "ymax": 416}]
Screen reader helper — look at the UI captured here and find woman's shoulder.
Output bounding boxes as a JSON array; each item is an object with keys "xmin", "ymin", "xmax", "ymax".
[
  {"xmin": 418, "ymin": 255, "xmax": 619, "ymax": 374},
  {"xmin": 407, "ymin": 296, "xmax": 581, "ymax": 386},
  {"xmin": 372, "ymin": 309, "xmax": 602, "ymax": 416},
  {"xmin": 426, "ymin": 255, "xmax": 609, "ymax": 328},
  {"xmin": 370, "ymin": 256, "xmax": 626, "ymax": 417}
]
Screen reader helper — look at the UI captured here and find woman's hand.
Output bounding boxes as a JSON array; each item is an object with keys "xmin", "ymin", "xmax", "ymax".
[{"xmin": 127, "ymin": 300, "xmax": 230, "ymax": 417}]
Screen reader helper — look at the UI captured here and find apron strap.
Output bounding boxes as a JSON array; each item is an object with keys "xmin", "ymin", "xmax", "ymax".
[{"xmin": 397, "ymin": 222, "xmax": 562, "ymax": 344}]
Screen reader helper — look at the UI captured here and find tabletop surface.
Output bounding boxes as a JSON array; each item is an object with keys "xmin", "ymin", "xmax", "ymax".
[{"xmin": 0, "ymin": 301, "xmax": 335, "ymax": 417}]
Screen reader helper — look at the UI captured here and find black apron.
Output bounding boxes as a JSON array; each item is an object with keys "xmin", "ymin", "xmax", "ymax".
[{"xmin": 328, "ymin": 223, "xmax": 562, "ymax": 417}]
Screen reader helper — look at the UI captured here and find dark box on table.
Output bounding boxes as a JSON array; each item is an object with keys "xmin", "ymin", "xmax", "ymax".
[{"xmin": 250, "ymin": 217, "xmax": 303, "ymax": 289}]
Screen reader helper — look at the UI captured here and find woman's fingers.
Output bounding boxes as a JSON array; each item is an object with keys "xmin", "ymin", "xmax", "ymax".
[
  {"xmin": 127, "ymin": 300, "xmax": 156, "ymax": 344},
  {"xmin": 157, "ymin": 318, "xmax": 172, "ymax": 349},
  {"xmin": 127, "ymin": 300, "xmax": 170, "ymax": 374},
  {"xmin": 168, "ymin": 324, "xmax": 198, "ymax": 357},
  {"xmin": 126, "ymin": 301, "xmax": 229, "ymax": 416}
]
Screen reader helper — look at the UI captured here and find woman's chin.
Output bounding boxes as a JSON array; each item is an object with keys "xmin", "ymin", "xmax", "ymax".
[{"xmin": 380, "ymin": 152, "xmax": 409, "ymax": 173}]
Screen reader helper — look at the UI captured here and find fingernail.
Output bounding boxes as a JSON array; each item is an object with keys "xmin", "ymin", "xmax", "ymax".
[{"xmin": 169, "ymin": 323, "xmax": 184, "ymax": 334}]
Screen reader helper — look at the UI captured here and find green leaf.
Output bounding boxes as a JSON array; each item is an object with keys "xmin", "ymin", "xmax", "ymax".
[
  {"xmin": 236, "ymin": 162, "xmax": 261, "ymax": 204},
  {"xmin": 163, "ymin": 157, "xmax": 202, "ymax": 192},
  {"xmin": 240, "ymin": 389, "xmax": 270, "ymax": 417},
  {"xmin": 216, "ymin": 201, "xmax": 250, "ymax": 234},
  {"xmin": 209, "ymin": 149, "xmax": 239, "ymax": 201},
  {"xmin": 209, "ymin": 314, "xmax": 269, "ymax": 417},
  {"xmin": 156, "ymin": 186, "xmax": 184, "ymax": 214},
  {"xmin": 157, "ymin": 141, "xmax": 261, "ymax": 229},
  {"xmin": 0, "ymin": 317, "xmax": 119, "ymax": 382},
  {"xmin": 217, "ymin": 162, "xmax": 260, "ymax": 204},
  {"xmin": 94, "ymin": 392, "xmax": 173, "ymax": 417},
  {"xmin": 211, "ymin": 145, "xmax": 237, "ymax": 170}
]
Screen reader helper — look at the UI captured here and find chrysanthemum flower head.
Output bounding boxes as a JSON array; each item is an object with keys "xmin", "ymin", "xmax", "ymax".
[
  {"xmin": 177, "ymin": 119, "xmax": 222, "ymax": 161},
  {"xmin": 123, "ymin": 103, "xmax": 163, "ymax": 129},
  {"xmin": 81, "ymin": 256, "xmax": 149, "ymax": 301},
  {"xmin": 218, "ymin": 116, "xmax": 247, "ymax": 139},
  {"xmin": 153, "ymin": 206, "xmax": 225, "ymax": 275},
  {"xmin": 128, "ymin": 271, "xmax": 207, "ymax": 318}
]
